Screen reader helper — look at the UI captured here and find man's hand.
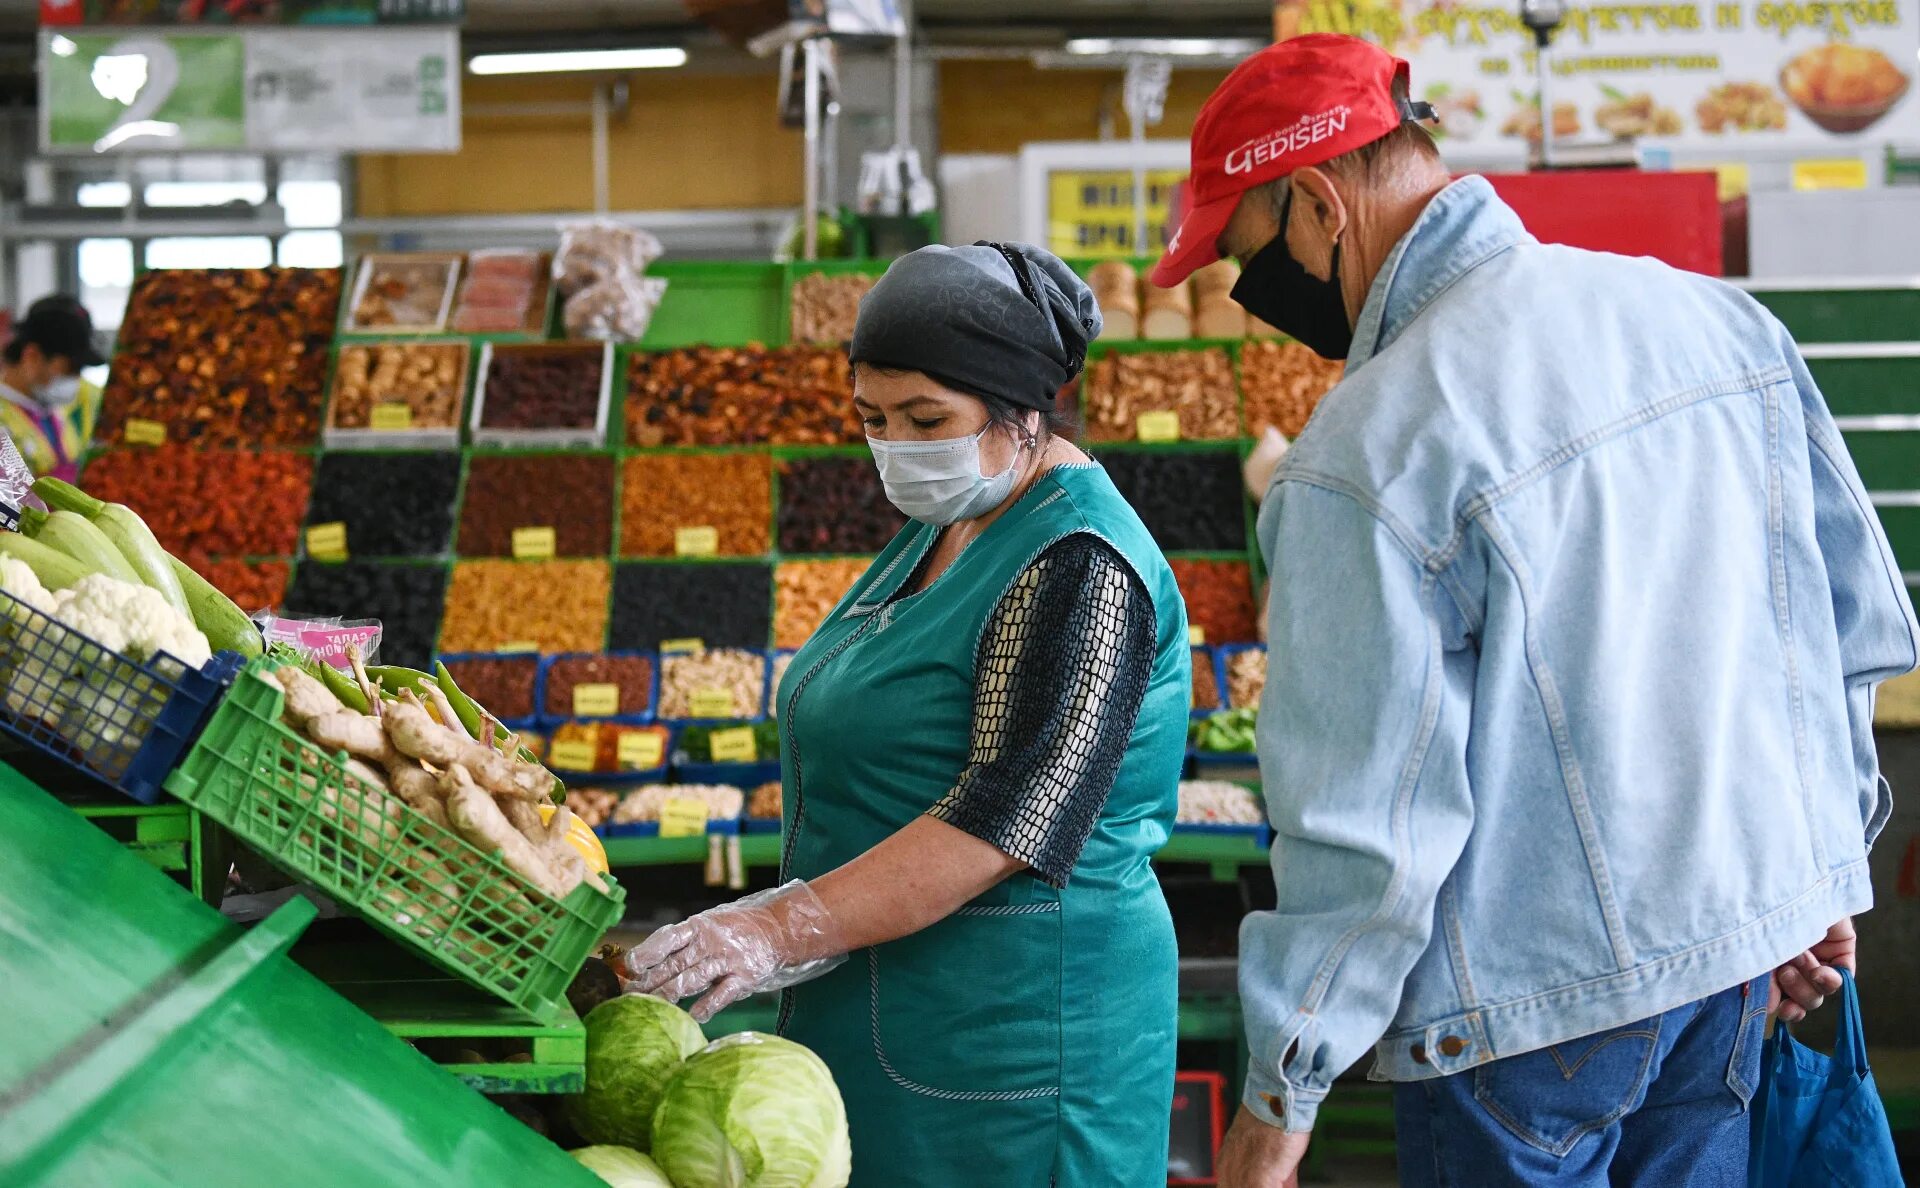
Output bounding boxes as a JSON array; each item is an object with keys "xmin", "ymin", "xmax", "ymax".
[
  {"xmin": 1770, "ymin": 917, "xmax": 1856, "ymax": 1024},
  {"xmin": 1217, "ymin": 1105, "xmax": 1312, "ymax": 1188}
]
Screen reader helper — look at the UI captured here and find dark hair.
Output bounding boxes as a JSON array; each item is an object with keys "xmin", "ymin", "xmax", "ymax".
[
  {"xmin": 855, "ymin": 362, "xmax": 1077, "ymax": 441},
  {"xmin": 0, "ymin": 337, "xmax": 24, "ymax": 365}
]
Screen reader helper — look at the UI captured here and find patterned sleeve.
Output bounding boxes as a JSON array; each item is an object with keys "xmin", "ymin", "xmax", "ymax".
[{"xmin": 926, "ymin": 532, "xmax": 1158, "ymax": 887}]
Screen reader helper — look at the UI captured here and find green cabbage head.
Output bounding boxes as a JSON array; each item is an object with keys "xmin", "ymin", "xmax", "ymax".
[
  {"xmin": 567, "ymin": 994, "xmax": 707, "ymax": 1149},
  {"xmin": 570, "ymin": 1145, "xmax": 674, "ymax": 1187},
  {"xmin": 650, "ymin": 1033, "xmax": 851, "ymax": 1188}
]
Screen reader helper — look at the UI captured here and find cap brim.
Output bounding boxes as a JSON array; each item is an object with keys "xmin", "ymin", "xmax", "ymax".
[
  {"xmin": 1149, "ymin": 190, "xmax": 1241, "ymax": 288},
  {"xmin": 76, "ymin": 341, "xmax": 106, "ymax": 368}
]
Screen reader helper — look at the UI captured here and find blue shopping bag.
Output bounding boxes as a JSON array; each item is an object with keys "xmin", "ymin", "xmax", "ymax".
[{"xmin": 1748, "ymin": 969, "xmax": 1904, "ymax": 1187}]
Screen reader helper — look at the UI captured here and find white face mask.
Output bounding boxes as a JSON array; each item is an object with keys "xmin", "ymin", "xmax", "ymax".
[
  {"xmin": 867, "ymin": 425, "xmax": 1029, "ymax": 526},
  {"xmin": 33, "ymin": 375, "xmax": 81, "ymax": 410}
]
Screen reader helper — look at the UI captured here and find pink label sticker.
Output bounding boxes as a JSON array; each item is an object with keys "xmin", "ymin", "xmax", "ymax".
[{"xmin": 298, "ymin": 624, "xmax": 384, "ymax": 672}]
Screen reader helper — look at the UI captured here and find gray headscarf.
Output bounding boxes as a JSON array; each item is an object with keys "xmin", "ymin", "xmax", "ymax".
[{"xmin": 848, "ymin": 242, "xmax": 1104, "ymax": 412}]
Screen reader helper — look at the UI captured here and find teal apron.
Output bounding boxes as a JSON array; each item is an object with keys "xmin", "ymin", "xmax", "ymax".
[{"xmin": 777, "ymin": 464, "xmax": 1189, "ymax": 1187}]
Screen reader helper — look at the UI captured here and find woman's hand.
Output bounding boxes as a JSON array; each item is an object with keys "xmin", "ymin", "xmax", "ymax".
[{"xmin": 622, "ymin": 881, "xmax": 846, "ymax": 1023}]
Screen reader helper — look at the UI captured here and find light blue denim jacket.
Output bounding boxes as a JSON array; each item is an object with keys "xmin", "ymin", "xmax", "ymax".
[{"xmin": 1243, "ymin": 176, "xmax": 1918, "ymax": 1134}]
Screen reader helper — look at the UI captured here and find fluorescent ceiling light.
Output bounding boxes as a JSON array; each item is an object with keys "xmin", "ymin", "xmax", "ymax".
[
  {"xmin": 468, "ymin": 47, "xmax": 687, "ymax": 75},
  {"xmin": 1064, "ymin": 37, "xmax": 1262, "ymax": 57}
]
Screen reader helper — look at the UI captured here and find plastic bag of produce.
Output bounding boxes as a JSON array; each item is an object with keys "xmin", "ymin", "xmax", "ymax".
[
  {"xmin": 556, "ymin": 220, "xmax": 663, "ymax": 293},
  {"xmin": 565, "ymin": 274, "xmax": 668, "ymax": 344},
  {"xmin": 0, "ymin": 429, "xmax": 34, "ymax": 532}
]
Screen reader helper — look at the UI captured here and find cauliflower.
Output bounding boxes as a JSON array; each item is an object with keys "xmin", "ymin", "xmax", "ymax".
[
  {"xmin": 0, "ymin": 556, "xmax": 55, "ymax": 617},
  {"xmin": 53, "ymin": 574, "xmax": 212, "ymax": 669}
]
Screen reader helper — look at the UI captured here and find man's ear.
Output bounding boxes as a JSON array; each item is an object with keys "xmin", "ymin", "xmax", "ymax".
[{"xmin": 1288, "ymin": 166, "xmax": 1349, "ymax": 247}]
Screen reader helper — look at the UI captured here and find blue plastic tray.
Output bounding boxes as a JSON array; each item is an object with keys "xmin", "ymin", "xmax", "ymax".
[
  {"xmin": 673, "ymin": 755, "xmax": 782, "ymax": 789},
  {"xmin": 742, "ymin": 818, "xmax": 783, "ymax": 835},
  {"xmin": 435, "ymin": 650, "xmax": 542, "ymax": 732},
  {"xmin": 0, "ymin": 589, "xmax": 244, "ymax": 804},
  {"xmin": 1171, "ymin": 821, "xmax": 1271, "ymax": 844},
  {"xmin": 597, "ymin": 818, "xmax": 743, "ymax": 838},
  {"xmin": 536, "ymin": 650, "xmax": 659, "ymax": 727}
]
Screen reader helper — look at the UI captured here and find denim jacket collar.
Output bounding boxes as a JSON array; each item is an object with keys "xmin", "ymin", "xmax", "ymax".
[{"xmin": 1347, "ymin": 175, "xmax": 1533, "ymax": 369}]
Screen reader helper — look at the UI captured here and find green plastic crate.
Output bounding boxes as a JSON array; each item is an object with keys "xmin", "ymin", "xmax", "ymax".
[
  {"xmin": 165, "ymin": 657, "xmax": 623, "ymax": 1017},
  {"xmin": 639, "ymin": 261, "xmax": 787, "ymax": 348}
]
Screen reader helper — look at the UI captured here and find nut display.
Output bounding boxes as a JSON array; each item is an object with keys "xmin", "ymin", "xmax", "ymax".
[
  {"xmin": 103, "ymin": 268, "xmax": 339, "ymax": 448},
  {"xmin": 658, "ymin": 649, "xmax": 767, "ymax": 720},
  {"xmin": 1226, "ymin": 647, "xmax": 1267, "ymax": 710},
  {"xmin": 305, "ymin": 451, "xmax": 461, "ymax": 558},
  {"xmin": 1171, "ymin": 558, "xmax": 1260, "ymax": 644},
  {"xmin": 775, "ymin": 558, "xmax": 870, "ymax": 649},
  {"xmin": 1240, "ymin": 341, "xmax": 1344, "ymax": 439},
  {"xmin": 626, "ymin": 346, "xmax": 859, "ymax": 447},
  {"xmin": 769, "ymin": 651, "xmax": 796, "ymax": 715},
  {"xmin": 545, "ymin": 654, "xmax": 655, "ymax": 719},
  {"xmin": 479, "ymin": 345, "xmax": 605, "ymax": 432},
  {"xmin": 349, "ymin": 254, "xmax": 457, "ymax": 331},
  {"xmin": 438, "ymin": 559, "xmax": 611, "ymax": 654},
  {"xmin": 550, "ymin": 722, "xmax": 671, "ymax": 774},
  {"xmin": 457, "ymin": 453, "xmax": 614, "ymax": 558},
  {"xmin": 328, "ymin": 342, "xmax": 468, "ymax": 430},
  {"xmin": 619, "ymin": 452, "xmax": 772, "ymax": 558},
  {"xmin": 1098, "ymin": 451, "xmax": 1246, "ymax": 552},
  {"xmin": 188, "ymin": 557, "xmax": 289, "ymax": 612},
  {"xmin": 748, "ymin": 781, "xmax": 782, "ymax": 819},
  {"xmin": 81, "ymin": 447, "xmax": 313, "ymax": 558},
  {"xmin": 610, "ymin": 562, "xmax": 772, "ymax": 651},
  {"xmin": 1192, "ymin": 647, "xmax": 1221, "ymax": 712},
  {"xmin": 1083, "ymin": 348, "xmax": 1239, "ymax": 442},
  {"xmin": 789, "ymin": 272, "xmax": 874, "ymax": 344},
  {"xmin": 565, "ymin": 787, "xmax": 620, "ymax": 829},
  {"xmin": 1177, "ymin": 780, "xmax": 1264, "ymax": 825},
  {"xmin": 777, "ymin": 457, "xmax": 904, "ymax": 555},
  {"xmin": 283, "ymin": 560, "xmax": 449, "ymax": 670},
  {"xmin": 612, "ymin": 784, "xmax": 744, "ymax": 825},
  {"xmin": 442, "ymin": 655, "xmax": 541, "ymax": 723}
]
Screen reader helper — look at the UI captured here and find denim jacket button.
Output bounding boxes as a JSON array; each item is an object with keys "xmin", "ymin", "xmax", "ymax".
[
  {"xmin": 1438, "ymin": 1036, "xmax": 1468, "ymax": 1058},
  {"xmin": 1411, "ymin": 1044, "xmax": 1429, "ymax": 1064}
]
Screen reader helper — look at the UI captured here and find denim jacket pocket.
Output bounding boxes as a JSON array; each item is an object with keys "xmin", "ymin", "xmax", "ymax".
[
  {"xmin": 1726, "ymin": 975, "xmax": 1771, "ymax": 1107},
  {"xmin": 1471, "ymin": 1020, "xmax": 1662, "ymax": 1157}
]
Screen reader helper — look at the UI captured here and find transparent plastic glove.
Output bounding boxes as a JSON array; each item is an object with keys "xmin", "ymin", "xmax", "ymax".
[{"xmin": 621, "ymin": 880, "xmax": 847, "ymax": 1023}]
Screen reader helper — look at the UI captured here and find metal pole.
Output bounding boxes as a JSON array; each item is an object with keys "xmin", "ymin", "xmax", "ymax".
[
  {"xmin": 1536, "ymin": 36, "xmax": 1555, "ymax": 169},
  {"xmin": 1129, "ymin": 59, "xmax": 1148, "ymax": 256},
  {"xmin": 803, "ymin": 38, "xmax": 822, "ymax": 261},
  {"xmin": 591, "ymin": 82, "xmax": 611, "ymax": 213},
  {"xmin": 894, "ymin": 0, "xmax": 914, "ymax": 155}
]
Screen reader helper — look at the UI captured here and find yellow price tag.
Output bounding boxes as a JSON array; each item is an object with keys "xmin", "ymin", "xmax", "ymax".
[
  {"xmin": 123, "ymin": 418, "xmax": 167, "ymax": 446},
  {"xmin": 617, "ymin": 730, "xmax": 666, "ymax": 770},
  {"xmin": 370, "ymin": 402, "xmax": 414, "ymax": 430},
  {"xmin": 689, "ymin": 687, "xmax": 735, "ymax": 718},
  {"xmin": 573, "ymin": 683, "xmax": 621, "ymax": 717},
  {"xmin": 659, "ymin": 797, "xmax": 711, "ymax": 838},
  {"xmin": 1704, "ymin": 162, "xmax": 1750, "ymax": 203},
  {"xmin": 660, "ymin": 638, "xmax": 705, "ymax": 655},
  {"xmin": 710, "ymin": 726, "xmax": 759, "ymax": 763},
  {"xmin": 675, "ymin": 526, "xmax": 720, "ymax": 557},
  {"xmin": 551, "ymin": 740, "xmax": 597, "ymax": 772},
  {"xmin": 498, "ymin": 640, "xmax": 538, "ymax": 654},
  {"xmin": 512, "ymin": 526, "xmax": 557, "ymax": 560},
  {"xmin": 1792, "ymin": 158, "xmax": 1868, "ymax": 192},
  {"xmin": 1136, "ymin": 410, "xmax": 1181, "ymax": 443},
  {"xmin": 305, "ymin": 522, "xmax": 348, "ymax": 561},
  {"xmin": 1189, "ymin": 625, "xmax": 1206, "ymax": 646}
]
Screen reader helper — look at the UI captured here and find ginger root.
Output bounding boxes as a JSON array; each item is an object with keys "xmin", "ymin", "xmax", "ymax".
[
  {"xmin": 275, "ymin": 667, "xmax": 345, "ymax": 727},
  {"xmin": 388, "ymin": 694, "xmax": 549, "ymax": 800},
  {"xmin": 309, "ymin": 710, "xmax": 398, "ymax": 766},
  {"xmin": 443, "ymin": 764, "xmax": 570, "ymax": 900}
]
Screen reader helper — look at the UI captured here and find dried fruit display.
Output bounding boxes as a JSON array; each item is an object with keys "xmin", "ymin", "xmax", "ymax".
[
  {"xmin": 775, "ymin": 558, "xmax": 870, "ymax": 649},
  {"xmin": 748, "ymin": 781, "xmax": 782, "ymax": 819},
  {"xmin": 1082, "ymin": 348, "xmax": 1239, "ymax": 442},
  {"xmin": 777, "ymin": 456, "xmax": 904, "ymax": 555},
  {"xmin": 789, "ymin": 272, "xmax": 874, "ymax": 344},
  {"xmin": 305, "ymin": 451, "xmax": 461, "ymax": 558},
  {"xmin": 283, "ymin": 560, "xmax": 450, "ymax": 670},
  {"xmin": 438, "ymin": 559, "xmax": 611, "ymax": 655},
  {"xmin": 1225, "ymin": 646, "xmax": 1267, "ymax": 709},
  {"xmin": 544, "ymin": 654, "xmax": 655, "ymax": 720},
  {"xmin": 609, "ymin": 563, "xmax": 772, "ymax": 652},
  {"xmin": 477, "ymin": 345, "xmax": 606, "ymax": 433},
  {"xmin": 102, "ymin": 268, "xmax": 340, "ymax": 447},
  {"xmin": 1098, "ymin": 451, "xmax": 1246, "ymax": 552},
  {"xmin": 549, "ymin": 722, "xmax": 672, "ymax": 775},
  {"xmin": 658, "ymin": 649, "xmax": 768, "ymax": 720},
  {"xmin": 619, "ymin": 452, "xmax": 772, "ymax": 558},
  {"xmin": 441, "ymin": 654, "xmax": 541, "ymax": 723},
  {"xmin": 327, "ymin": 342, "xmax": 468, "ymax": 430},
  {"xmin": 1192, "ymin": 647, "xmax": 1222, "ymax": 712},
  {"xmin": 626, "ymin": 346, "xmax": 859, "ymax": 447},
  {"xmin": 1240, "ymin": 341, "xmax": 1344, "ymax": 438},
  {"xmin": 1171, "ymin": 558, "xmax": 1260, "ymax": 644},
  {"xmin": 187, "ymin": 556, "xmax": 289, "ymax": 613},
  {"xmin": 347, "ymin": 254, "xmax": 458, "ymax": 332},
  {"xmin": 457, "ymin": 453, "xmax": 614, "ymax": 559},
  {"xmin": 81, "ymin": 447, "xmax": 313, "ymax": 558}
]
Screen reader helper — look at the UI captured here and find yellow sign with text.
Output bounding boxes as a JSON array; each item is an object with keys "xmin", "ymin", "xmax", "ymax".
[
  {"xmin": 370, "ymin": 403, "xmax": 414, "ymax": 430},
  {"xmin": 573, "ymin": 683, "xmax": 620, "ymax": 717},
  {"xmin": 617, "ymin": 730, "xmax": 666, "ymax": 770},
  {"xmin": 305, "ymin": 522, "xmax": 348, "ymax": 561},
  {"xmin": 511, "ymin": 526, "xmax": 557, "ymax": 560},
  {"xmin": 1792, "ymin": 159, "xmax": 1868, "ymax": 192},
  {"xmin": 675, "ymin": 526, "xmax": 720, "ymax": 557},
  {"xmin": 710, "ymin": 726, "xmax": 759, "ymax": 763},
  {"xmin": 1047, "ymin": 169, "xmax": 1185, "ymax": 259},
  {"xmin": 123, "ymin": 418, "xmax": 167, "ymax": 446},
  {"xmin": 550, "ymin": 740, "xmax": 597, "ymax": 772},
  {"xmin": 659, "ymin": 797, "xmax": 711, "ymax": 838}
]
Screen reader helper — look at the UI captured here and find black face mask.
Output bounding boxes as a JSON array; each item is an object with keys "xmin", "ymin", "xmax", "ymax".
[{"xmin": 1229, "ymin": 183, "xmax": 1352, "ymax": 361}]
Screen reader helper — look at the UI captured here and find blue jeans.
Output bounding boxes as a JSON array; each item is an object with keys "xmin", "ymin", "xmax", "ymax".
[{"xmin": 1394, "ymin": 975, "xmax": 1771, "ymax": 1187}]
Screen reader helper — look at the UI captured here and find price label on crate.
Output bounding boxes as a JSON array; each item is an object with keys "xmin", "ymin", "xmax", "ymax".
[
  {"xmin": 1188, "ymin": 626, "xmax": 1206, "ymax": 646},
  {"xmin": 660, "ymin": 797, "xmax": 711, "ymax": 838},
  {"xmin": 498, "ymin": 640, "xmax": 538, "ymax": 654},
  {"xmin": 370, "ymin": 403, "xmax": 414, "ymax": 430},
  {"xmin": 1136, "ymin": 411, "xmax": 1181, "ymax": 443},
  {"xmin": 512, "ymin": 526, "xmax": 557, "ymax": 560},
  {"xmin": 306, "ymin": 522, "xmax": 349, "ymax": 561},
  {"xmin": 123, "ymin": 418, "xmax": 167, "ymax": 446},
  {"xmin": 689, "ymin": 687, "xmax": 735, "ymax": 718},
  {"xmin": 617, "ymin": 730, "xmax": 666, "ymax": 771},
  {"xmin": 660, "ymin": 638, "xmax": 705, "ymax": 655},
  {"xmin": 675, "ymin": 526, "xmax": 720, "ymax": 557},
  {"xmin": 710, "ymin": 726, "xmax": 758, "ymax": 763},
  {"xmin": 1792, "ymin": 158, "xmax": 1868, "ymax": 192},
  {"xmin": 573, "ymin": 683, "xmax": 620, "ymax": 717},
  {"xmin": 551, "ymin": 740, "xmax": 597, "ymax": 772}
]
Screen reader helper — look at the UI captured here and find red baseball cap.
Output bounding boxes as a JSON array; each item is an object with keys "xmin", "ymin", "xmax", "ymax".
[{"xmin": 1151, "ymin": 34, "xmax": 1415, "ymax": 288}]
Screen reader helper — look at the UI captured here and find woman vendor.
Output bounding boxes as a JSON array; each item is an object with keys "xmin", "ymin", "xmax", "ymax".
[
  {"xmin": 0, "ymin": 297, "xmax": 104, "ymax": 484},
  {"xmin": 626, "ymin": 242, "xmax": 1191, "ymax": 1185}
]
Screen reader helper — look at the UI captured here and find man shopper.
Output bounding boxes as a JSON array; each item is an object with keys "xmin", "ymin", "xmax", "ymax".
[{"xmin": 1152, "ymin": 34, "xmax": 1917, "ymax": 1187}]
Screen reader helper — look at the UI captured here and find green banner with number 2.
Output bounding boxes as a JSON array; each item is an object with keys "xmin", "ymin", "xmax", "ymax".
[{"xmin": 44, "ymin": 32, "xmax": 246, "ymax": 152}]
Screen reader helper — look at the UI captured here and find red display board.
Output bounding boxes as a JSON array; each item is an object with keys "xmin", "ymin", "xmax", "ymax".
[{"xmin": 1475, "ymin": 169, "xmax": 1723, "ymax": 277}]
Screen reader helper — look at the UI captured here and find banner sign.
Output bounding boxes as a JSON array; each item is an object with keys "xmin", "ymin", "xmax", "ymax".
[
  {"xmin": 1047, "ymin": 168, "xmax": 1185, "ymax": 256},
  {"xmin": 41, "ymin": 1, "xmax": 463, "ymax": 25},
  {"xmin": 40, "ymin": 26, "xmax": 459, "ymax": 153},
  {"xmin": 1274, "ymin": 0, "xmax": 1920, "ymax": 150}
]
